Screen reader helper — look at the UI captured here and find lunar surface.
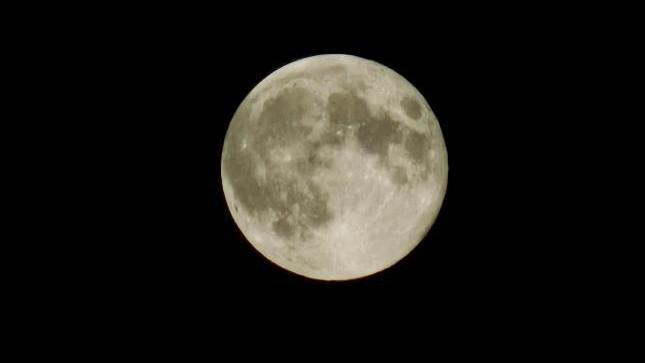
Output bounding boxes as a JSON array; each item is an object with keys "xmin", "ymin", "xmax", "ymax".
[{"xmin": 221, "ymin": 54, "xmax": 448, "ymax": 280}]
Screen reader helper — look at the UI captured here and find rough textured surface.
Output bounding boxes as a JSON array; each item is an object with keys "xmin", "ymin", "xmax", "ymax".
[{"xmin": 221, "ymin": 54, "xmax": 448, "ymax": 280}]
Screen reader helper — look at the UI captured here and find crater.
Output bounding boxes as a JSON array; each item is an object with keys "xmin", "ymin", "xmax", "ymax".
[
  {"xmin": 327, "ymin": 91, "xmax": 403, "ymax": 159},
  {"xmin": 266, "ymin": 178, "xmax": 333, "ymax": 245},
  {"xmin": 223, "ymin": 147, "xmax": 267, "ymax": 212},
  {"xmin": 301, "ymin": 181, "xmax": 332, "ymax": 226},
  {"xmin": 225, "ymin": 154, "xmax": 333, "ymax": 244},
  {"xmin": 327, "ymin": 91, "xmax": 368, "ymax": 128},
  {"xmin": 356, "ymin": 114, "xmax": 401, "ymax": 158},
  {"xmin": 254, "ymin": 86, "xmax": 315, "ymax": 158},
  {"xmin": 296, "ymin": 141, "xmax": 333, "ymax": 175},
  {"xmin": 391, "ymin": 166, "xmax": 408, "ymax": 185},
  {"xmin": 404, "ymin": 130, "xmax": 429, "ymax": 164},
  {"xmin": 273, "ymin": 216, "xmax": 295, "ymax": 238},
  {"xmin": 401, "ymin": 96, "xmax": 422, "ymax": 119},
  {"xmin": 264, "ymin": 177, "xmax": 333, "ymax": 240}
]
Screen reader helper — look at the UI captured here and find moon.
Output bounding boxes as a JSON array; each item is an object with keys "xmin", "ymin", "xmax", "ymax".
[{"xmin": 221, "ymin": 54, "xmax": 448, "ymax": 280}]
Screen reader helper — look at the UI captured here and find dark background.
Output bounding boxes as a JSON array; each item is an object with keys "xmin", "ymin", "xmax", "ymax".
[
  {"xmin": 42, "ymin": 6, "xmax": 607, "ymax": 329},
  {"xmin": 113, "ymin": 24, "xmax": 526, "ymax": 293},
  {"xmin": 9, "ymin": 3, "xmax": 631, "ymax": 354},
  {"xmin": 122, "ymin": 24, "xmax": 548, "ymax": 310}
]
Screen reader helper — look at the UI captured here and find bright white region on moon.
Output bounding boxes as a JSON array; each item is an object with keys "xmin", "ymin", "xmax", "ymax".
[{"xmin": 221, "ymin": 54, "xmax": 448, "ymax": 280}]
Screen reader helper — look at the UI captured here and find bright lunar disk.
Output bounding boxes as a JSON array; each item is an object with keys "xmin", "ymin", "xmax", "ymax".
[{"xmin": 221, "ymin": 54, "xmax": 448, "ymax": 280}]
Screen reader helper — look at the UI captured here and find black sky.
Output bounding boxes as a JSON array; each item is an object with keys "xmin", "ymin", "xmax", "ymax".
[{"xmin": 51, "ymin": 7, "xmax": 602, "ymax": 330}]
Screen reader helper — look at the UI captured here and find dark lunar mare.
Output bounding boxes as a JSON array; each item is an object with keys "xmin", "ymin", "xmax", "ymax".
[
  {"xmin": 223, "ymin": 73, "xmax": 434, "ymax": 243},
  {"xmin": 223, "ymin": 86, "xmax": 333, "ymax": 244}
]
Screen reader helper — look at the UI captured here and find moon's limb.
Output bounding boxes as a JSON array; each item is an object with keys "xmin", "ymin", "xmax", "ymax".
[{"xmin": 221, "ymin": 54, "xmax": 448, "ymax": 280}]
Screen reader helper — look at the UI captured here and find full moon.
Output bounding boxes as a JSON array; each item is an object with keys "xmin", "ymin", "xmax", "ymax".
[{"xmin": 221, "ymin": 54, "xmax": 448, "ymax": 280}]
